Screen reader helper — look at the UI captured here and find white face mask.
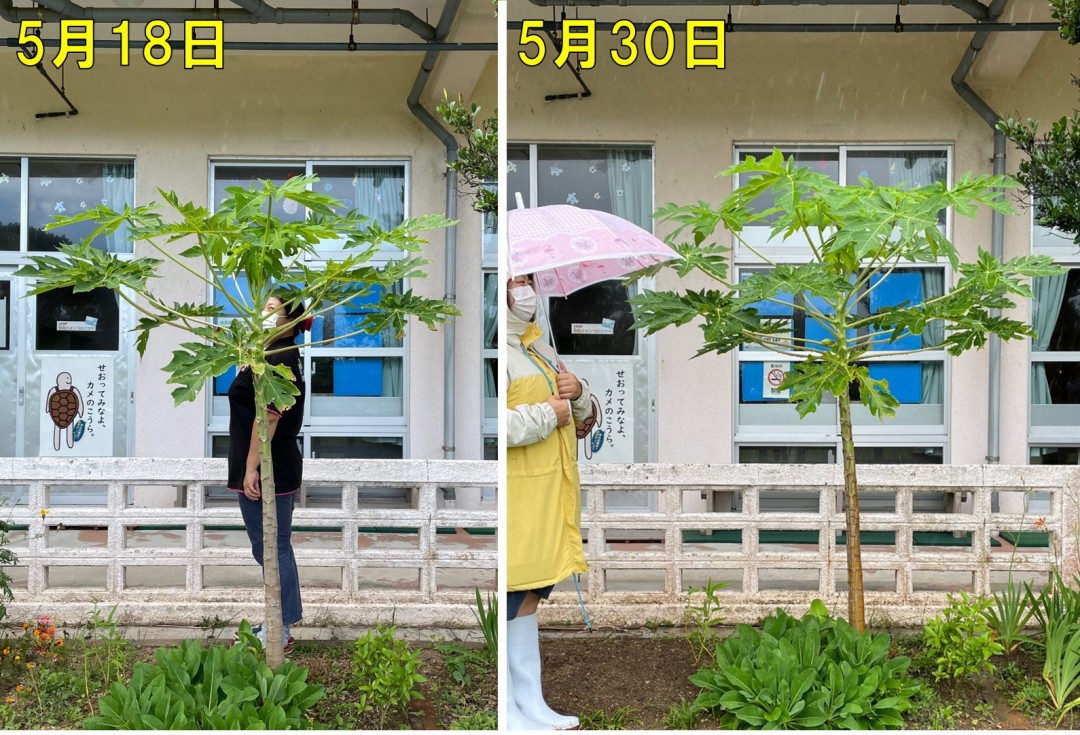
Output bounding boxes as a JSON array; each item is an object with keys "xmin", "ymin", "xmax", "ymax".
[
  {"xmin": 509, "ymin": 285, "xmax": 537, "ymax": 322},
  {"xmin": 262, "ymin": 312, "xmax": 281, "ymax": 332}
]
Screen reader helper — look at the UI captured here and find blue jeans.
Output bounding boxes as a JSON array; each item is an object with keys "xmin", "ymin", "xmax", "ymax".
[{"xmin": 238, "ymin": 492, "xmax": 303, "ymax": 628}]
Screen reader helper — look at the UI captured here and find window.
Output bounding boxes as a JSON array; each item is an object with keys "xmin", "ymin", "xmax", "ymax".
[
  {"xmin": 509, "ymin": 144, "xmax": 656, "ymax": 474},
  {"xmin": 207, "ymin": 160, "xmax": 410, "ymax": 457},
  {"xmin": 0, "ymin": 156, "xmax": 137, "ymax": 463},
  {"xmin": 735, "ymin": 146, "xmax": 949, "ymax": 257},
  {"xmin": 1030, "ymin": 268, "xmax": 1080, "ymax": 434},
  {"xmin": 482, "ymin": 273, "xmax": 497, "ymax": 437},
  {"xmin": 211, "ymin": 161, "xmax": 407, "ymax": 258},
  {"xmin": 0, "ymin": 157, "xmax": 136, "ymax": 256},
  {"xmin": 733, "ymin": 144, "xmax": 951, "ymax": 458},
  {"xmin": 1032, "ymin": 196, "xmax": 1078, "ymax": 254},
  {"xmin": 736, "ymin": 266, "xmax": 947, "ymax": 432}
]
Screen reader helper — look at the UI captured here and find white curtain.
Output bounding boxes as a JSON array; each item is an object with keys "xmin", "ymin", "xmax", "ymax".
[
  {"xmin": 381, "ymin": 281, "xmax": 403, "ymax": 398},
  {"xmin": 354, "ymin": 167, "xmax": 404, "ymax": 230},
  {"xmin": 1031, "ymin": 274, "xmax": 1068, "ymax": 404},
  {"xmin": 885, "ymin": 152, "xmax": 943, "ymax": 189},
  {"xmin": 102, "ymin": 163, "xmax": 134, "ymax": 253},
  {"xmin": 921, "ymin": 270, "xmax": 944, "ymax": 404},
  {"xmin": 606, "ymin": 149, "xmax": 651, "ymax": 230}
]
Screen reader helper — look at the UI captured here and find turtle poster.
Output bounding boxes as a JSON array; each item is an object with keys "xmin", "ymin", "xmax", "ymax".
[{"xmin": 38, "ymin": 356, "xmax": 114, "ymax": 457}]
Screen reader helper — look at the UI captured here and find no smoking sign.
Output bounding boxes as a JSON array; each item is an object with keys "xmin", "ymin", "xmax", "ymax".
[{"xmin": 763, "ymin": 361, "xmax": 789, "ymax": 399}]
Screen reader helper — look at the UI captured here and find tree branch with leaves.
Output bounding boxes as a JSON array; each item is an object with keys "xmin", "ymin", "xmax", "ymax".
[
  {"xmin": 630, "ymin": 150, "xmax": 1062, "ymax": 630},
  {"xmin": 15, "ymin": 176, "xmax": 458, "ymax": 667}
]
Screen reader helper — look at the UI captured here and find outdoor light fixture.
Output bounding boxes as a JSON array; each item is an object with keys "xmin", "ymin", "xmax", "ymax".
[
  {"xmin": 894, "ymin": 3, "xmax": 904, "ymax": 32},
  {"xmin": 727, "ymin": 5, "xmax": 734, "ymax": 32}
]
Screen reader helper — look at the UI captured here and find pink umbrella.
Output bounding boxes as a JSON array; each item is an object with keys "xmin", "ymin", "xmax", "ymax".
[{"xmin": 506, "ymin": 205, "xmax": 680, "ymax": 296}]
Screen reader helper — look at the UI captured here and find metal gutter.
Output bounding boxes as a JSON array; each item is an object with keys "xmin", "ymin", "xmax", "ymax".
[
  {"xmin": 0, "ymin": 0, "xmax": 438, "ymax": 39},
  {"xmin": 406, "ymin": 0, "xmax": 464, "ymax": 469},
  {"xmin": 950, "ymin": 0, "xmax": 1009, "ymax": 464},
  {"xmin": 526, "ymin": 0, "xmax": 993, "ymax": 21},
  {"xmin": 508, "ymin": 18, "xmax": 1054, "ymax": 31},
  {"xmin": 2, "ymin": 37, "xmax": 495, "ymax": 51}
]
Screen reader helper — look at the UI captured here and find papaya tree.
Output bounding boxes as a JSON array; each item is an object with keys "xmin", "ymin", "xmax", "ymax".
[
  {"xmin": 14, "ymin": 176, "xmax": 457, "ymax": 666},
  {"xmin": 630, "ymin": 150, "xmax": 1062, "ymax": 630}
]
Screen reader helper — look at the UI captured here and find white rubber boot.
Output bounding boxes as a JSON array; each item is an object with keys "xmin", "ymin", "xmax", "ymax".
[
  {"xmin": 507, "ymin": 666, "xmax": 551, "ymax": 731},
  {"xmin": 508, "ymin": 614, "xmax": 579, "ymax": 730}
]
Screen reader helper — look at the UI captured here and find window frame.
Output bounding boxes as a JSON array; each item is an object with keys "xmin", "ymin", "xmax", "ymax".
[
  {"xmin": 205, "ymin": 158, "xmax": 412, "ymax": 446},
  {"xmin": 208, "ymin": 158, "xmax": 410, "ymax": 263},
  {"xmin": 732, "ymin": 144, "xmax": 953, "ymax": 262},
  {"xmin": 508, "ymin": 141, "xmax": 661, "ymax": 467},
  {"xmin": 731, "ymin": 143, "xmax": 953, "ymax": 457},
  {"xmin": 0, "ymin": 155, "xmax": 138, "ymax": 263}
]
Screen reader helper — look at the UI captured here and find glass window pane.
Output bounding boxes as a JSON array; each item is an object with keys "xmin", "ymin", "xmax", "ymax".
[
  {"xmin": 739, "ymin": 445, "xmax": 834, "ymax": 463},
  {"xmin": 854, "ymin": 446, "xmax": 943, "ymax": 464},
  {"xmin": 1033, "ymin": 197, "xmax": 1075, "ymax": 250},
  {"xmin": 0, "ymin": 280, "xmax": 9, "ymax": 351},
  {"xmin": 311, "ymin": 283, "xmax": 403, "ymax": 349},
  {"xmin": 0, "ymin": 159, "xmax": 20, "ymax": 251},
  {"xmin": 311, "ymin": 164, "xmax": 404, "ymax": 230},
  {"xmin": 484, "ymin": 358, "xmax": 496, "ymax": 418},
  {"xmin": 36, "ymin": 287, "xmax": 119, "ymax": 351},
  {"xmin": 846, "ymin": 150, "xmax": 946, "ymax": 189},
  {"xmin": 310, "ymin": 435, "xmax": 403, "ymax": 459},
  {"xmin": 1033, "ymin": 269, "xmax": 1080, "ymax": 352},
  {"xmin": 213, "ymin": 165, "xmax": 304, "ymax": 223},
  {"xmin": 507, "ymin": 145, "xmax": 530, "ymax": 209},
  {"xmin": 310, "ymin": 356, "xmax": 403, "ymax": 417},
  {"xmin": 29, "ymin": 160, "xmax": 134, "ymax": 253},
  {"xmin": 846, "ymin": 150, "xmax": 946, "ymax": 227},
  {"xmin": 536, "ymin": 145, "xmax": 653, "ymax": 230},
  {"xmin": 548, "ymin": 280, "xmax": 637, "ymax": 356},
  {"xmin": 738, "ymin": 149, "xmax": 840, "ymax": 225},
  {"xmin": 483, "ymin": 273, "xmax": 497, "ymax": 351},
  {"xmin": 1031, "ymin": 361, "xmax": 1080, "ymax": 405},
  {"xmin": 1030, "ymin": 446, "xmax": 1079, "ymax": 465}
]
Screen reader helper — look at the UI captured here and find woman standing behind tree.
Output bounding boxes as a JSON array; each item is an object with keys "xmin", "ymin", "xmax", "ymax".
[{"xmin": 228, "ymin": 290, "xmax": 311, "ymax": 655}]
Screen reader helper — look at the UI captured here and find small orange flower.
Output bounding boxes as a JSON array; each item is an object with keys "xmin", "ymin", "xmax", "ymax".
[
  {"xmin": 14, "ymin": 686, "xmax": 22, "ymax": 693},
  {"xmin": 4, "ymin": 697, "xmax": 12, "ymax": 704},
  {"xmin": 1035, "ymin": 517, "xmax": 1047, "ymax": 529},
  {"xmin": 2, "ymin": 649, "xmax": 8, "ymax": 656},
  {"xmin": 15, "ymin": 655, "xmax": 21, "ymax": 661},
  {"xmin": 54, "ymin": 639, "xmax": 63, "ymax": 647},
  {"xmin": 25, "ymin": 663, "xmax": 32, "ymax": 670},
  {"xmin": 21, "ymin": 623, "xmax": 28, "ymax": 630},
  {"xmin": 31, "ymin": 630, "xmax": 39, "ymax": 638}
]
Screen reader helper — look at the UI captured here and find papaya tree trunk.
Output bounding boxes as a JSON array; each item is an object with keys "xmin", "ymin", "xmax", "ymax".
[
  {"xmin": 837, "ymin": 390, "xmax": 866, "ymax": 632},
  {"xmin": 254, "ymin": 389, "xmax": 284, "ymax": 669}
]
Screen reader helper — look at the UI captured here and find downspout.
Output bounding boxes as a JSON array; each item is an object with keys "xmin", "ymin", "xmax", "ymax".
[
  {"xmin": 950, "ymin": 0, "xmax": 1008, "ymax": 464},
  {"xmin": 408, "ymin": 0, "xmax": 463, "ymax": 481}
]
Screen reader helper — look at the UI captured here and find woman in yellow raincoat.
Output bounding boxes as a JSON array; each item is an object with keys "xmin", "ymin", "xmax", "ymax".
[{"xmin": 506, "ymin": 274, "xmax": 592, "ymax": 731}]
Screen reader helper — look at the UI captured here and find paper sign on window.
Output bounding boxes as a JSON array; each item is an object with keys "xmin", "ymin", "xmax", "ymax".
[{"xmin": 39, "ymin": 356, "xmax": 114, "ymax": 457}]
